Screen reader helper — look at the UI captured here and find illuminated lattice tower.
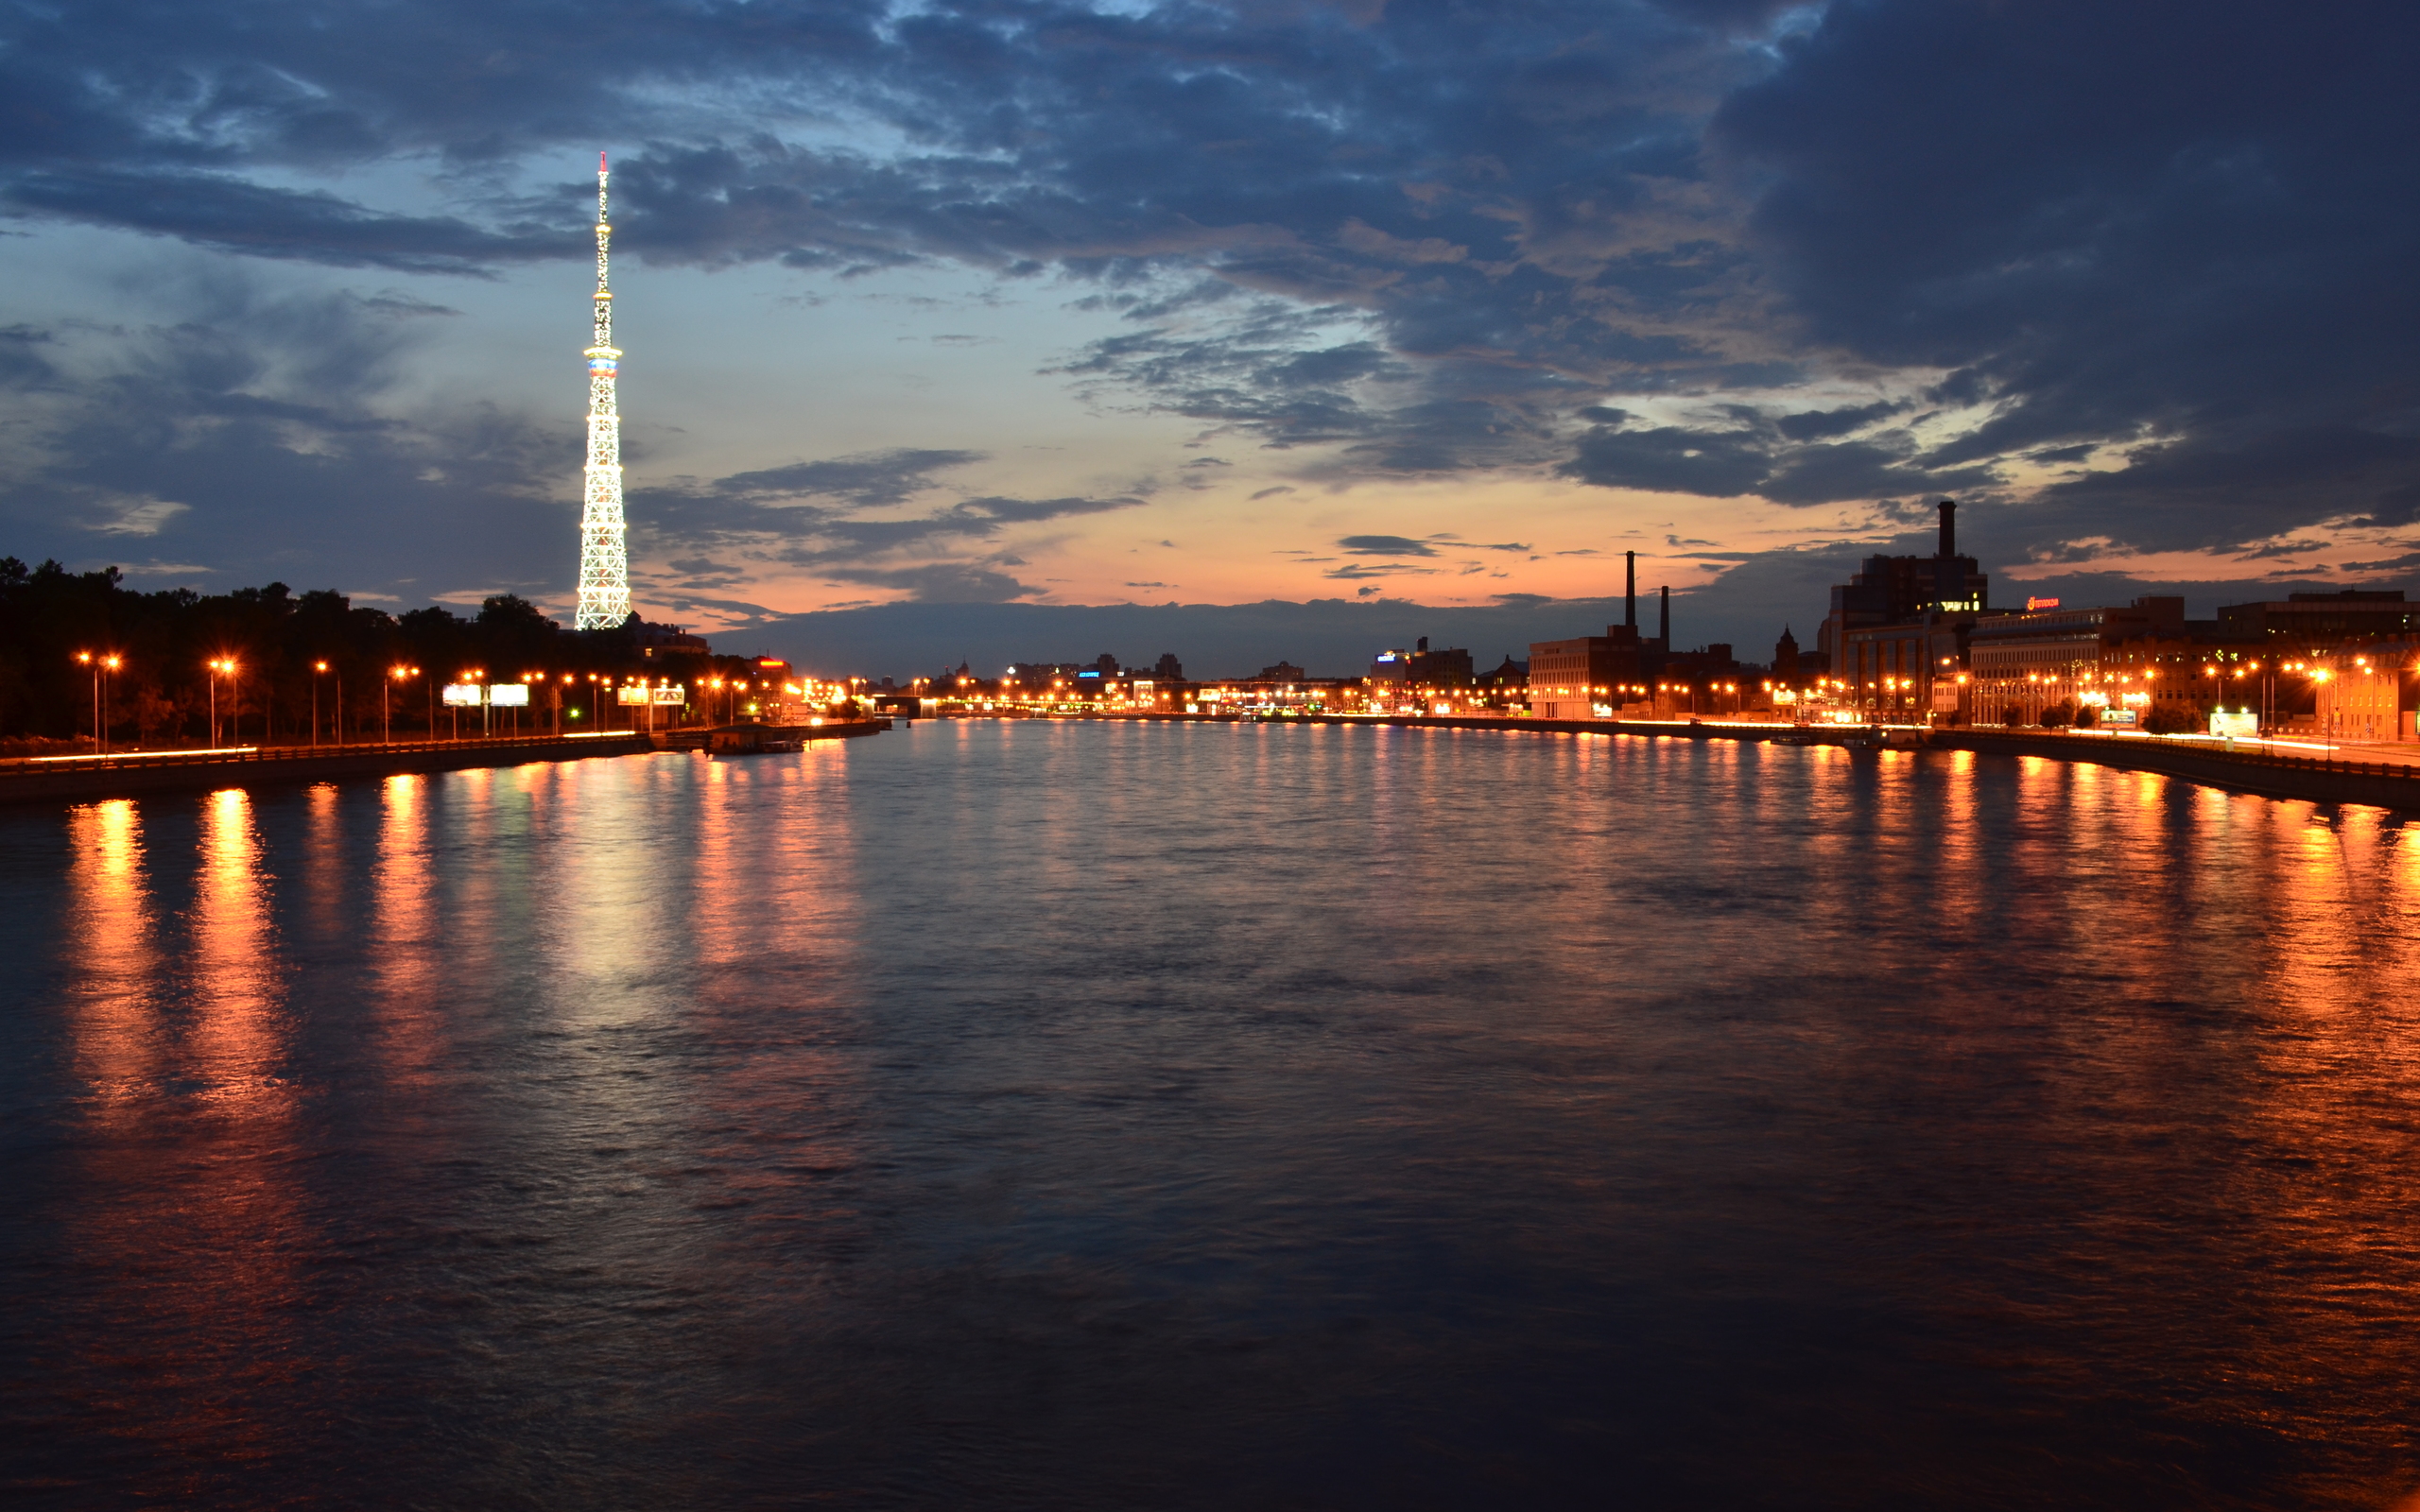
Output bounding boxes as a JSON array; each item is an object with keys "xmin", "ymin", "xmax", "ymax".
[{"xmin": 574, "ymin": 151, "xmax": 631, "ymax": 630}]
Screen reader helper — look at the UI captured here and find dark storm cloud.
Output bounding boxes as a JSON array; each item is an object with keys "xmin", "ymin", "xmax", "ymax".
[
  {"xmin": 0, "ymin": 324, "xmax": 60, "ymax": 389},
  {"xmin": 1711, "ymin": 0, "xmax": 2420, "ymax": 546},
  {"xmin": 0, "ymin": 0, "xmax": 888, "ymax": 171},
  {"xmin": 1338, "ymin": 536, "xmax": 1441, "ymax": 558},
  {"xmin": 627, "ymin": 453, "xmax": 1144, "ymax": 593},
  {"xmin": 1773, "ymin": 401, "xmax": 1907, "ymax": 442},
  {"xmin": 818, "ymin": 559, "xmax": 1042, "ymax": 604},
  {"xmin": 706, "ymin": 450, "xmax": 988, "ymax": 509},
  {"xmin": 4, "ymin": 170, "xmax": 575, "ymax": 274},
  {"xmin": 6, "ymin": 0, "xmax": 2415, "ymax": 583},
  {"xmin": 1560, "ymin": 406, "xmax": 1996, "ymax": 505},
  {"xmin": 1322, "ymin": 562, "xmax": 1437, "ymax": 580},
  {"xmin": 0, "ymin": 278, "xmax": 571, "ymax": 601},
  {"xmin": 1996, "ymin": 426, "xmax": 2420, "ymax": 557},
  {"xmin": 1, "ymin": 0, "xmax": 1775, "ymax": 485},
  {"xmin": 1051, "ymin": 300, "xmax": 1406, "ymax": 450}
]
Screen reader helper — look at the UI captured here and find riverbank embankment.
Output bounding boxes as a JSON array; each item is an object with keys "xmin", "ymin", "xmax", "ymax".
[
  {"xmin": 0, "ymin": 717, "xmax": 893, "ymax": 806},
  {"xmin": 0, "ymin": 733, "xmax": 652, "ymax": 805},
  {"xmin": 1927, "ymin": 727, "xmax": 2420, "ymax": 813},
  {"xmin": 969, "ymin": 709, "xmax": 2420, "ymax": 814}
]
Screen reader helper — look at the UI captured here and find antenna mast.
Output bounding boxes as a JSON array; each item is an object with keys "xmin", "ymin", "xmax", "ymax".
[{"xmin": 574, "ymin": 151, "xmax": 631, "ymax": 630}]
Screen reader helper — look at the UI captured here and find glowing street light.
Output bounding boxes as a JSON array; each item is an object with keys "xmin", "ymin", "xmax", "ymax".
[
  {"xmin": 386, "ymin": 664, "xmax": 419, "ymax": 745},
  {"xmin": 75, "ymin": 650, "xmax": 120, "ymax": 753},
  {"xmin": 206, "ymin": 657, "xmax": 238, "ymax": 747}
]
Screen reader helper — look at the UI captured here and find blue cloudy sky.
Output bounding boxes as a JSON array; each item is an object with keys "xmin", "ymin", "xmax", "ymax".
[{"xmin": 5, "ymin": 0, "xmax": 2417, "ymax": 665}]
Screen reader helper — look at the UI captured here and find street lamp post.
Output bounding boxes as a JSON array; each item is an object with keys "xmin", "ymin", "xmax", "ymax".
[
  {"xmin": 206, "ymin": 657, "xmax": 238, "ymax": 747},
  {"xmin": 386, "ymin": 665, "xmax": 417, "ymax": 746},
  {"xmin": 77, "ymin": 652, "xmax": 99, "ymax": 752},
  {"xmin": 2304, "ymin": 658, "xmax": 2323, "ymax": 759},
  {"xmin": 313, "ymin": 660, "xmax": 328, "ymax": 747}
]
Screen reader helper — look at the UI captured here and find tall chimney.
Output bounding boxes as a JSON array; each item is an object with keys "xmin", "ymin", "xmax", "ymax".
[
  {"xmin": 1625, "ymin": 551, "xmax": 1637, "ymax": 628},
  {"xmin": 1659, "ymin": 585, "xmax": 1669, "ymax": 648},
  {"xmin": 1939, "ymin": 498, "xmax": 1956, "ymax": 558}
]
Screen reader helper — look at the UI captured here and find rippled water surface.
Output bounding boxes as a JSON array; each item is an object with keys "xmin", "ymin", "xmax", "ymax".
[{"xmin": 6, "ymin": 721, "xmax": 2420, "ymax": 1509}]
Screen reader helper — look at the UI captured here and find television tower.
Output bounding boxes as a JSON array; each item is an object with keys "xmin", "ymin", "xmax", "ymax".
[{"xmin": 574, "ymin": 151, "xmax": 631, "ymax": 630}]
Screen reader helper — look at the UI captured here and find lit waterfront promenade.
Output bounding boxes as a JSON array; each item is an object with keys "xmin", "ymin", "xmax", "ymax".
[
  {"xmin": 0, "ymin": 732, "xmax": 648, "ymax": 806},
  {"xmin": 0, "ymin": 720, "xmax": 888, "ymax": 805}
]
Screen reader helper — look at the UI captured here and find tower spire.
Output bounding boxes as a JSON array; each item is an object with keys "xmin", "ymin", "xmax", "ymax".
[{"xmin": 574, "ymin": 151, "xmax": 631, "ymax": 630}]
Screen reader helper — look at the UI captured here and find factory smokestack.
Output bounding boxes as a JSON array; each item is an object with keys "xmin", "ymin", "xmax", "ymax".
[
  {"xmin": 1939, "ymin": 498, "xmax": 1957, "ymax": 558},
  {"xmin": 1625, "ymin": 551, "xmax": 1636, "ymax": 628},
  {"xmin": 1659, "ymin": 585, "xmax": 1669, "ymax": 649}
]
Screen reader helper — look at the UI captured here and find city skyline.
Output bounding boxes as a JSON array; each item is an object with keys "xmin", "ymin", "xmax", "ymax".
[{"xmin": 2, "ymin": 2, "xmax": 2415, "ymax": 659}]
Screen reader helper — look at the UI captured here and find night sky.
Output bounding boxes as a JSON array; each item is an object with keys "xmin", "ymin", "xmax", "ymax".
[{"xmin": 5, "ymin": 0, "xmax": 2416, "ymax": 663}]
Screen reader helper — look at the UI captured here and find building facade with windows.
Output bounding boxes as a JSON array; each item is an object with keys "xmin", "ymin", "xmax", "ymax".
[
  {"xmin": 1817, "ymin": 501, "xmax": 1989, "ymax": 668},
  {"xmin": 1968, "ymin": 606, "xmax": 2124, "ymax": 724},
  {"xmin": 1527, "ymin": 629, "xmax": 1645, "ymax": 720},
  {"xmin": 1838, "ymin": 612, "xmax": 1979, "ymax": 721},
  {"xmin": 2308, "ymin": 644, "xmax": 2419, "ymax": 743}
]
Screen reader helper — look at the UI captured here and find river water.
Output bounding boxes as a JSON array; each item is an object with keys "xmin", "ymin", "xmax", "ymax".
[{"xmin": 4, "ymin": 720, "xmax": 2418, "ymax": 1509}]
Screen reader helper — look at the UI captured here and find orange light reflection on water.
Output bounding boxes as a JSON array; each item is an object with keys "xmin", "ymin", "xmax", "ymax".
[
  {"xmin": 369, "ymin": 772, "xmax": 446, "ymax": 1087},
  {"xmin": 188, "ymin": 787, "xmax": 290, "ymax": 1110},
  {"xmin": 61, "ymin": 787, "xmax": 308, "ymax": 1494},
  {"xmin": 63, "ymin": 799, "xmax": 161, "ymax": 1111}
]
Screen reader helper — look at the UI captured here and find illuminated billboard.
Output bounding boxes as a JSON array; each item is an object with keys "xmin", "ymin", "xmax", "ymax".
[
  {"xmin": 617, "ymin": 686, "xmax": 648, "ymax": 706},
  {"xmin": 651, "ymin": 685, "xmax": 685, "ymax": 705},
  {"xmin": 2209, "ymin": 710, "xmax": 2258, "ymax": 738},
  {"xmin": 442, "ymin": 683, "xmax": 483, "ymax": 707},
  {"xmin": 487, "ymin": 684, "xmax": 529, "ymax": 707}
]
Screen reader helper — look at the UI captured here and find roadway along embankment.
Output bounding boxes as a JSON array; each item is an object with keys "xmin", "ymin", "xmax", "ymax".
[
  {"xmin": 1389, "ymin": 713, "xmax": 2420, "ymax": 812},
  {"xmin": 0, "ymin": 733, "xmax": 652, "ymax": 806},
  {"xmin": 1928, "ymin": 728, "xmax": 2420, "ymax": 813}
]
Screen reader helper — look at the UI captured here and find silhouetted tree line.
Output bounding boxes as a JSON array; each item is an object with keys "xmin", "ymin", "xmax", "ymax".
[{"xmin": 0, "ymin": 557, "xmax": 760, "ymax": 747}]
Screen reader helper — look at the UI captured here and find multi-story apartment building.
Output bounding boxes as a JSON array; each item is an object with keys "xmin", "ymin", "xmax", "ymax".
[
  {"xmin": 1966, "ymin": 598, "xmax": 2190, "ymax": 724},
  {"xmin": 1527, "ymin": 629, "xmax": 1645, "ymax": 720},
  {"xmin": 2298, "ymin": 644, "xmax": 2418, "ymax": 742},
  {"xmin": 2093, "ymin": 635, "xmax": 2264, "ymax": 728}
]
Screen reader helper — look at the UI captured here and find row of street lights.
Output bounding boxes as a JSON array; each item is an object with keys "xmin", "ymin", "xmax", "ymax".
[
  {"xmin": 66, "ymin": 653, "xmax": 449, "ymax": 749},
  {"xmin": 57, "ymin": 654, "xmax": 850, "ymax": 749},
  {"xmin": 74, "ymin": 651, "xmax": 121, "ymax": 753}
]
